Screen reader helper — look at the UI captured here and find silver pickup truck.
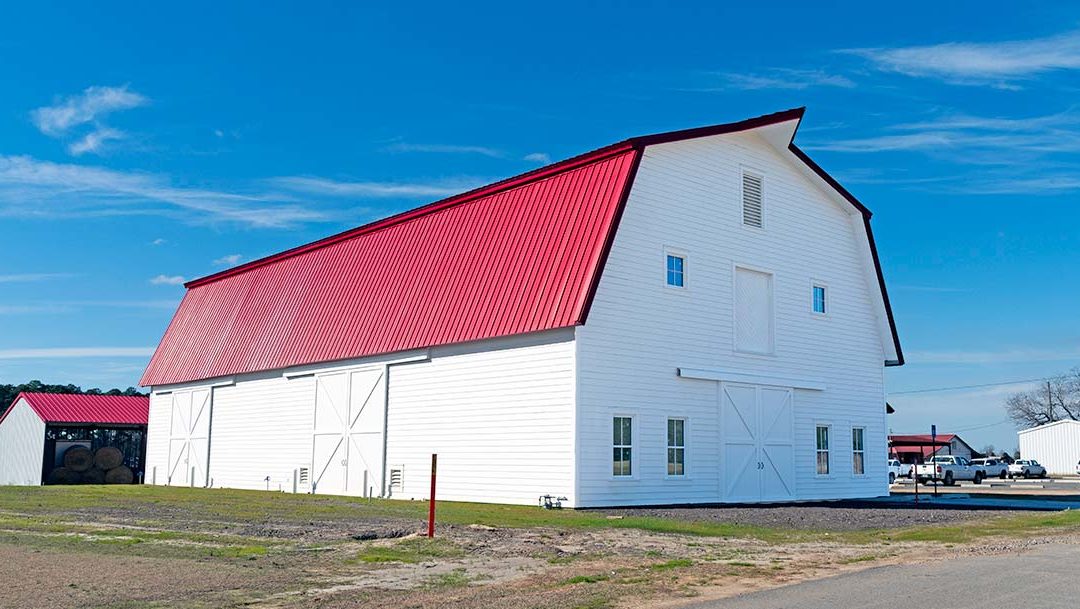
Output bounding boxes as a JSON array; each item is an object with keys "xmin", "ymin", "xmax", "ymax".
[{"xmin": 914, "ymin": 455, "xmax": 984, "ymax": 486}]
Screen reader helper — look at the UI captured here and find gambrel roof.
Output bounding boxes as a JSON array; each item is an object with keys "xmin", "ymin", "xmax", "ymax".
[{"xmin": 142, "ymin": 108, "xmax": 902, "ymax": 387}]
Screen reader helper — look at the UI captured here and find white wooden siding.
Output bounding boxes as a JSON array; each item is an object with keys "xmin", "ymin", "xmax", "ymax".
[
  {"xmin": 575, "ymin": 131, "xmax": 888, "ymax": 506},
  {"xmin": 0, "ymin": 399, "xmax": 46, "ymax": 485},
  {"xmin": 145, "ymin": 391, "xmax": 171, "ymax": 485},
  {"xmin": 386, "ymin": 331, "xmax": 576, "ymax": 506},
  {"xmin": 1019, "ymin": 420, "xmax": 1080, "ymax": 475},
  {"xmin": 146, "ymin": 329, "xmax": 576, "ymax": 504}
]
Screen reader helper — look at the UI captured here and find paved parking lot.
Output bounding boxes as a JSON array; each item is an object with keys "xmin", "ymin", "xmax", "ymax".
[{"xmin": 892, "ymin": 476, "xmax": 1080, "ymax": 497}]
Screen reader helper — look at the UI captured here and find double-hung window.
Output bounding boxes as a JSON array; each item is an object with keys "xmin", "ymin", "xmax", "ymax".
[
  {"xmin": 812, "ymin": 284, "xmax": 827, "ymax": 315},
  {"xmin": 612, "ymin": 416, "xmax": 633, "ymax": 477},
  {"xmin": 852, "ymin": 427, "xmax": 865, "ymax": 475},
  {"xmin": 666, "ymin": 254, "xmax": 685, "ymax": 288},
  {"xmin": 667, "ymin": 418, "xmax": 686, "ymax": 476},
  {"xmin": 816, "ymin": 425, "xmax": 830, "ymax": 475}
]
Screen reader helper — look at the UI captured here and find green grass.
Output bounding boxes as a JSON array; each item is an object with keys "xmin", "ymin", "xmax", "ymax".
[
  {"xmin": 651, "ymin": 558, "xmax": 694, "ymax": 570},
  {"xmin": 353, "ymin": 537, "xmax": 464, "ymax": 564},
  {"xmin": 3, "ymin": 485, "xmax": 1080, "ymax": 549},
  {"xmin": 423, "ymin": 568, "xmax": 474, "ymax": 589},
  {"xmin": 561, "ymin": 574, "xmax": 610, "ymax": 585}
]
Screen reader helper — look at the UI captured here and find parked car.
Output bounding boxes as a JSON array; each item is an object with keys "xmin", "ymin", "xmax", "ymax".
[
  {"xmin": 1008, "ymin": 459, "xmax": 1047, "ymax": 479},
  {"xmin": 888, "ymin": 459, "xmax": 902, "ymax": 483},
  {"xmin": 915, "ymin": 455, "xmax": 984, "ymax": 485},
  {"xmin": 970, "ymin": 457, "xmax": 1008, "ymax": 479}
]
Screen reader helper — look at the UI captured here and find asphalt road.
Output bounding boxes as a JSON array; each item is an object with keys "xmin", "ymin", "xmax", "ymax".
[{"xmin": 690, "ymin": 542, "xmax": 1079, "ymax": 609}]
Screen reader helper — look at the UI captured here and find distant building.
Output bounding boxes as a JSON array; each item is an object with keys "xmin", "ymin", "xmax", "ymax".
[
  {"xmin": 888, "ymin": 433, "xmax": 978, "ymax": 465},
  {"xmin": 1018, "ymin": 420, "xmax": 1080, "ymax": 475},
  {"xmin": 0, "ymin": 392, "xmax": 148, "ymax": 485}
]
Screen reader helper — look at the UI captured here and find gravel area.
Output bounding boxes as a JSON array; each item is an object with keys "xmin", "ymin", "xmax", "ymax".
[{"xmin": 601, "ymin": 504, "xmax": 1030, "ymax": 531}]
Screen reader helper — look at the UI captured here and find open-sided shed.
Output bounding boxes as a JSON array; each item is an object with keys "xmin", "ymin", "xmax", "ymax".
[{"xmin": 0, "ymin": 392, "xmax": 149, "ymax": 485}]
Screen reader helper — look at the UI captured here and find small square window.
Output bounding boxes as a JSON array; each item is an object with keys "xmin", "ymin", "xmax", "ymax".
[
  {"xmin": 666, "ymin": 254, "xmax": 685, "ymax": 288},
  {"xmin": 812, "ymin": 285, "xmax": 826, "ymax": 315}
]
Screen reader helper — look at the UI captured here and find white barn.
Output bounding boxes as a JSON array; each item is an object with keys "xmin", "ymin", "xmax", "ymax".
[
  {"xmin": 141, "ymin": 108, "xmax": 904, "ymax": 507},
  {"xmin": 1018, "ymin": 420, "xmax": 1080, "ymax": 476}
]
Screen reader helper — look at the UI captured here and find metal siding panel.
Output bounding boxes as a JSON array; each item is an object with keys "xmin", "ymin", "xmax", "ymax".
[{"xmin": 142, "ymin": 151, "xmax": 637, "ymax": 386}]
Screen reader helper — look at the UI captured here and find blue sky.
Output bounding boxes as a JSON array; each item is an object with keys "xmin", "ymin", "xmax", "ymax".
[{"xmin": 2, "ymin": 2, "xmax": 1079, "ymax": 450}]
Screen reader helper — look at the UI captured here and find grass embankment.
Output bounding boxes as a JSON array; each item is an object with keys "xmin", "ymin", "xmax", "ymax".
[{"xmin": 1, "ymin": 485, "xmax": 1079, "ymax": 546}]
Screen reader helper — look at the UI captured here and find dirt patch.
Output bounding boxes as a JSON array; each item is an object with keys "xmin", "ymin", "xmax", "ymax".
[{"xmin": 0, "ymin": 544, "xmax": 296, "ymax": 609}]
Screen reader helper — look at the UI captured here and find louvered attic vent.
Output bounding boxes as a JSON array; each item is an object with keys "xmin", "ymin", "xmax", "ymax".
[{"xmin": 742, "ymin": 172, "xmax": 764, "ymax": 228}]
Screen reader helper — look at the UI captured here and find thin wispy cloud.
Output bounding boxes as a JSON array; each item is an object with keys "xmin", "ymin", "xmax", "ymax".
[
  {"xmin": 0, "ymin": 304, "xmax": 73, "ymax": 315},
  {"xmin": 690, "ymin": 68, "xmax": 855, "ymax": 91},
  {"xmin": 0, "ymin": 155, "xmax": 326, "ymax": 227},
  {"xmin": 0, "ymin": 273, "xmax": 72, "ymax": 283},
  {"xmin": 68, "ymin": 127, "xmax": 125, "ymax": 156},
  {"xmin": 523, "ymin": 152, "xmax": 551, "ymax": 164},
  {"xmin": 151, "ymin": 238, "xmax": 166, "ymax": 246},
  {"xmin": 383, "ymin": 142, "xmax": 504, "ymax": 158},
  {"xmin": 844, "ymin": 29, "xmax": 1080, "ymax": 86},
  {"xmin": 892, "ymin": 284, "xmax": 970, "ymax": 293},
  {"xmin": 272, "ymin": 175, "xmax": 487, "ymax": 199},
  {"xmin": 31, "ymin": 85, "xmax": 147, "ymax": 155},
  {"xmin": 0, "ymin": 346, "xmax": 155, "ymax": 359},
  {"xmin": 908, "ymin": 346, "xmax": 1080, "ymax": 365},
  {"xmin": 149, "ymin": 274, "xmax": 186, "ymax": 285},
  {"xmin": 213, "ymin": 254, "xmax": 243, "ymax": 267}
]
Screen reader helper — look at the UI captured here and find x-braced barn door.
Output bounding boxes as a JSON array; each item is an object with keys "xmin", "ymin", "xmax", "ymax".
[
  {"xmin": 311, "ymin": 367, "xmax": 386, "ymax": 496},
  {"xmin": 720, "ymin": 383, "xmax": 794, "ymax": 502},
  {"xmin": 167, "ymin": 388, "xmax": 211, "ymax": 487}
]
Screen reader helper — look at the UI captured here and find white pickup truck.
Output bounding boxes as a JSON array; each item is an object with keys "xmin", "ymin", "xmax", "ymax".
[{"xmin": 914, "ymin": 455, "xmax": 985, "ymax": 486}]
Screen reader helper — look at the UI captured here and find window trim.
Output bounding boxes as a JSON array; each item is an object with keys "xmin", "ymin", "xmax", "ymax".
[
  {"xmin": 663, "ymin": 248, "xmax": 688, "ymax": 290},
  {"xmin": 665, "ymin": 417, "xmax": 688, "ymax": 479},
  {"xmin": 811, "ymin": 280, "xmax": 828, "ymax": 317},
  {"xmin": 611, "ymin": 414, "xmax": 635, "ymax": 480},
  {"xmin": 815, "ymin": 423, "xmax": 832, "ymax": 477},
  {"xmin": 851, "ymin": 426, "xmax": 866, "ymax": 477},
  {"xmin": 740, "ymin": 167, "xmax": 766, "ymax": 230},
  {"xmin": 732, "ymin": 263, "xmax": 776, "ymax": 357}
]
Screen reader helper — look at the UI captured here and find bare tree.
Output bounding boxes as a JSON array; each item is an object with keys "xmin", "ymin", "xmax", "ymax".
[{"xmin": 1005, "ymin": 368, "xmax": 1080, "ymax": 428}]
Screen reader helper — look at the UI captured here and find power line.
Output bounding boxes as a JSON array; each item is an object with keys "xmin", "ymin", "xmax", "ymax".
[
  {"xmin": 951, "ymin": 418, "xmax": 1013, "ymax": 433},
  {"xmin": 889, "ymin": 377, "xmax": 1049, "ymax": 395}
]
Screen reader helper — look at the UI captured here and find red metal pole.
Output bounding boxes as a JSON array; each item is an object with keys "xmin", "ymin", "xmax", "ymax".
[{"xmin": 427, "ymin": 453, "xmax": 438, "ymax": 538}]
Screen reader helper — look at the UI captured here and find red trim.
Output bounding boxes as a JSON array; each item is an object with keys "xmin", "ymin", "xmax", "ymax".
[
  {"xmin": 576, "ymin": 147, "xmax": 644, "ymax": 324},
  {"xmin": 628, "ymin": 107, "xmax": 805, "ymax": 148},
  {"xmin": 788, "ymin": 144, "xmax": 903, "ymax": 366}
]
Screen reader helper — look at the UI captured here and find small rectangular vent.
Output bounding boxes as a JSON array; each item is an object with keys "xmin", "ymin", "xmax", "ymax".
[
  {"xmin": 298, "ymin": 467, "xmax": 310, "ymax": 486},
  {"xmin": 742, "ymin": 172, "xmax": 763, "ymax": 228},
  {"xmin": 388, "ymin": 466, "xmax": 404, "ymax": 495}
]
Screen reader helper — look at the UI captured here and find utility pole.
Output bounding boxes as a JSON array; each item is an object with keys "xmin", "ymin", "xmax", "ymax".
[{"xmin": 1048, "ymin": 381, "xmax": 1055, "ymax": 421}]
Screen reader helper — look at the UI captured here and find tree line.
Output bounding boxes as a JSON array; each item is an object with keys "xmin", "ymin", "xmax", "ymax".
[
  {"xmin": 1006, "ymin": 367, "xmax": 1080, "ymax": 428},
  {"xmin": 0, "ymin": 380, "xmax": 145, "ymax": 416}
]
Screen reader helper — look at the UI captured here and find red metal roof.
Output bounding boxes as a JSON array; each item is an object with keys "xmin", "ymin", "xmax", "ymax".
[
  {"xmin": 142, "ymin": 147, "xmax": 640, "ymax": 386},
  {"xmin": 142, "ymin": 108, "xmax": 902, "ymax": 386},
  {"xmin": 3, "ymin": 392, "xmax": 149, "ymax": 426}
]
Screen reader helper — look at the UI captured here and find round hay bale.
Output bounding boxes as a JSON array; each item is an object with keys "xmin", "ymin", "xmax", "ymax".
[
  {"xmin": 94, "ymin": 446, "xmax": 124, "ymax": 470},
  {"xmin": 82, "ymin": 467, "xmax": 107, "ymax": 485},
  {"xmin": 46, "ymin": 467, "xmax": 82, "ymax": 485},
  {"xmin": 104, "ymin": 465, "xmax": 134, "ymax": 485},
  {"xmin": 62, "ymin": 446, "xmax": 94, "ymax": 472}
]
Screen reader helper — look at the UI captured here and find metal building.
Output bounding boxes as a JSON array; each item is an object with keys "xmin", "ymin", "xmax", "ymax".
[{"xmin": 1018, "ymin": 420, "xmax": 1080, "ymax": 476}]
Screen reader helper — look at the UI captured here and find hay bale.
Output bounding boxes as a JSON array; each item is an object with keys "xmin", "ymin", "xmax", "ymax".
[
  {"xmin": 104, "ymin": 465, "xmax": 134, "ymax": 485},
  {"xmin": 62, "ymin": 446, "xmax": 94, "ymax": 472},
  {"xmin": 82, "ymin": 467, "xmax": 107, "ymax": 485},
  {"xmin": 94, "ymin": 446, "xmax": 124, "ymax": 470},
  {"xmin": 46, "ymin": 467, "xmax": 82, "ymax": 485}
]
